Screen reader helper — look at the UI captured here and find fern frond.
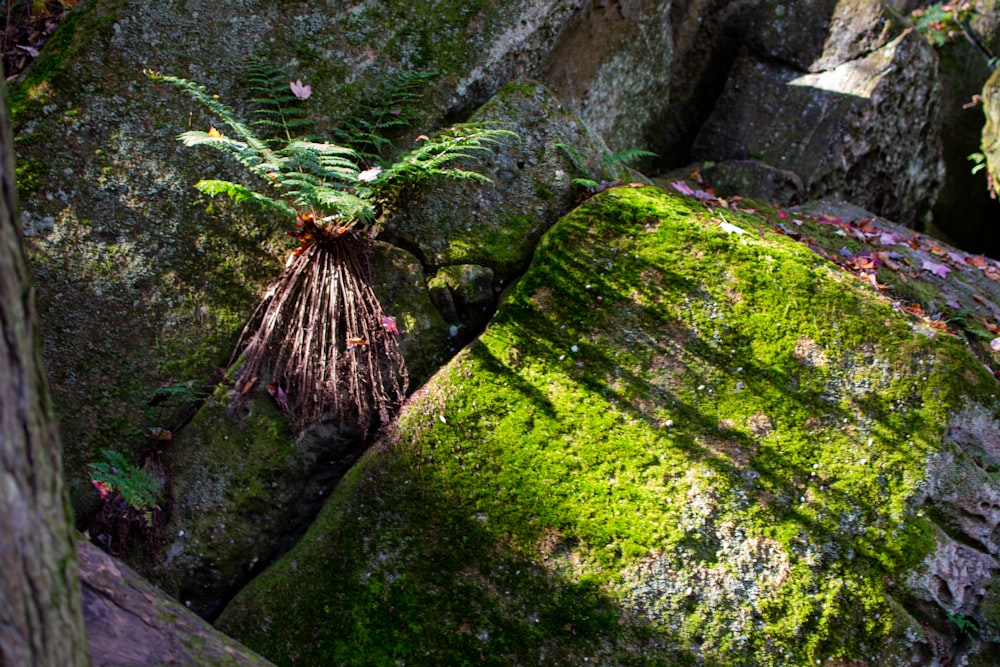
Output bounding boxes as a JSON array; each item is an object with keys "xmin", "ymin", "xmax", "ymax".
[
  {"xmin": 177, "ymin": 130, "xmax": 250, "ymax": 153},
  {"xmin": 555, "ymin": 142, "xmax": 590, "ymax": 177},
  {"xmin": 195, "ymin": 180, "xmax": 297, "ymax": 218},
  {"xmin": 309, "ymin": 189, "xmax": 375, "ymax": 221},
  {"xmin": 331, "ymin": 69, "xmax": 439, "ymax": 160},
  {"xmin": 148, "ymin": 72, "xmax": 270, "ymax": 152},
  {"xmin": 89, "ymin": 450, "xmax": 160, "ymax": 512},
  {"xmin": 241, "ymin": 58, "xmax": 312, "ymax": 142},
  {"xmin": 604, "ymin": 148, "xmax": 658, "ymax": 167},
  {"xmin": 379, "ymin": 123, "xmax": 514, "ymax": 190}
]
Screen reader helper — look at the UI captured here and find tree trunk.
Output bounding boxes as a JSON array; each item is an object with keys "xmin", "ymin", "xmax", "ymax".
[
  {"xmin": 0, "ymin": 73, "xmax": 91, "ymax": 665},
  {"xmin": 77, "ymin": 540, "xmax": 276, "ymax": 667}
]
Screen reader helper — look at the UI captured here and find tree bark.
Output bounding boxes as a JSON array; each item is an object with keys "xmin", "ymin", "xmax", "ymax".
[
  {"xmin": 77, "ymin": 540, "xmax": 276, "ymax": 667},
  {"xmin": 0, "ymin": 74, "xmax": 91, "ymax": 665}
]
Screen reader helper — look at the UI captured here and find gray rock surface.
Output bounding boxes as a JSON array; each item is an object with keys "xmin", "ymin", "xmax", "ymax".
[{"xmin": 694, "ymin": 27, "xmax": 943, "ymax": 226}]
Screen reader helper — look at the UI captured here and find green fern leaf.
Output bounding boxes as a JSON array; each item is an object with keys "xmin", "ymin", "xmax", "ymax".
[
  {"xmin": 89, "ymin": 450, "xmax": 161, "ymax": 512},
  {"xmin": 194, "ymin": 179, "xmax": 296, "ymax": 218},
  {"xmin": 604, "ymin": 148, "xmax": 658, "ymax": 167}
]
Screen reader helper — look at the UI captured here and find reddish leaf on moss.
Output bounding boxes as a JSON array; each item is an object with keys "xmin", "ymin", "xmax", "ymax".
[{"xmin": 980, "ymin": 316, "xmax": 1000, "ymax": 334}]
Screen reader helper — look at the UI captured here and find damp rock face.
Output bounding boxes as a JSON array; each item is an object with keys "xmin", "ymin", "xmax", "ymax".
[
  {"xmin": 11, "ymin": 0, "xmax": 665, "ymax": 521},
  {"xmin": 692, "ymin": 21, "xmax": 943, "ymax": 226},
  {"xmin": 216, "ymin": 187, "xmax": 1000, "ymax": 666},
  {"xmin": 982, "ymin": 66, "xmax": 1000, "ymax": 199}
]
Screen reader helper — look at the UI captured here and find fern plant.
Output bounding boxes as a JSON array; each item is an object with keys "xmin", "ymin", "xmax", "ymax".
[
  {"xmin": 89, "ymin": 450, "xmax": 161, "ymax": 517},
  {"xmin": 241, "ymin": 58, "xmax": 313, "ymax": 143},
  {"xmin": 147, "ymin": 67, "xmax": 514, "ymax": 431},
  {"xmin": 555, "ymin": 141, "xmax": 655, "ymax": 191}
]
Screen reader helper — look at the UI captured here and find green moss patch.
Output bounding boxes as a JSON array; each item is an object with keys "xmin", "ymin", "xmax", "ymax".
[{"xmin": 217, "ymin": 187, "xmax": 994, "ymax": 664}]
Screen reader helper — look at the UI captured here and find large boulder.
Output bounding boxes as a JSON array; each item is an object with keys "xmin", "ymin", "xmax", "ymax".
[
  {"xmin": 747, "ymin": 0, "xmax": 896, "ymax": 72},
  {"xmin": 692, "ymin": 7, "xmax": 943, "ymax": 226},
  {"xmin": 981, "ymin": 64, "xmax": 1000, "ymax": 201},
  {"xmin": 216, "ymin": 186, "xmax": 1000, "ymax": 665},
  {"xmin": 135, "ymin": 80, "xmax": 627, "ymax": 619},
  {"xmin": 11, "ymin": 0, "xmax": 667, "ymax": 524}
]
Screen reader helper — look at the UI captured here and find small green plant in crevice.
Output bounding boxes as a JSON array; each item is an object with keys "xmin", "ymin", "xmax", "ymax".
[
  {"xmin": 147, "ymin": 64, "xmax": 515, "ymax": 432},
  {"xmin": 555, "ymin": 141, "xmax": 656, "ymax": 194},
  {"xmin": 946, "ymin": 610, "xmax": 980, "ymax": 639},
  {"xmin": 911, "ymin": 2, "xmax": 975, "ymax": 47},
  {"xmin": 969, "ymin": 151, "xmax": 987, "ymax": 176},
  {"xmin": 89, "ymin": 449, "xmax": 161, "ymax": 520}
]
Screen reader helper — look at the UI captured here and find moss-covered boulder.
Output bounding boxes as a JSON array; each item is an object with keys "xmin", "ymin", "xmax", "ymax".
[{"xmin": 216, "ymin": 186, "xmax": 1000, "ymax": 665}]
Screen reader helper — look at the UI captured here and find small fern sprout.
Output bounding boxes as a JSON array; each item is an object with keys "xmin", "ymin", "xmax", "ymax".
[
  {"xmin": 148, "ymin": 65, "xmax": 515, "ymax": 432},
  {"xmin": 556, "ymin": 141, "xmax": 657, "ymax": 194}
]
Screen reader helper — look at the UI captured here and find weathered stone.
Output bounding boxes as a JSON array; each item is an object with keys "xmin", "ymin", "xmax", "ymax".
[
  {"xmin": 748, "ymin": 0, "xmax": 898, "ymax": 72},
  {"xmin": 382, "ymin": 80, "xmax": 631, "ymax": 277},
  {"xmin": 142, "ymin": 397, "xmax": 367, "ymax": 619},
  {"xmin": 693, "ymin": 28, "xmax": 943, "ymax": 226},
  {"xmin": 703, "ymin": 158, "xmax": 805, "ymax": 205},
  {"xmin": 537, "ymin": 0, "xmax": 674, "ymax": 150}
]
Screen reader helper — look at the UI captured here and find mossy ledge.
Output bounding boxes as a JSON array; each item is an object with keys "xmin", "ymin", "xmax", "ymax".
[{"xmin": 217, "ymin": 187, "xmax": 997, "ymax": 664}]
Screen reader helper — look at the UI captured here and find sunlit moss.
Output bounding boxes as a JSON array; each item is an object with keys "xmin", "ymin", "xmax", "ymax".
[{"xmin": 216, "ymin": 187, "xmax": 996, "ymax": 665}]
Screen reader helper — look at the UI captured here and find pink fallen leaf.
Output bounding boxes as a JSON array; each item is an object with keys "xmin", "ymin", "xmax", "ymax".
[
  {"xmin": 878, "ymin": 232, "xmax": 901, "ymax": 245},
  {"xmin": 921, "ymin": 260, "xmax": 951, "ymax": 279},
  {"xmin": 265, "ymin": 382, "xmax": 289, "ymax": 411},
  {"xmin": 670, "ymin": 180, "xmax": 695, "ymax": 195},
  {"xmin": 289, "ymin": 79, "xmax": 312, "ymax": 100}
]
